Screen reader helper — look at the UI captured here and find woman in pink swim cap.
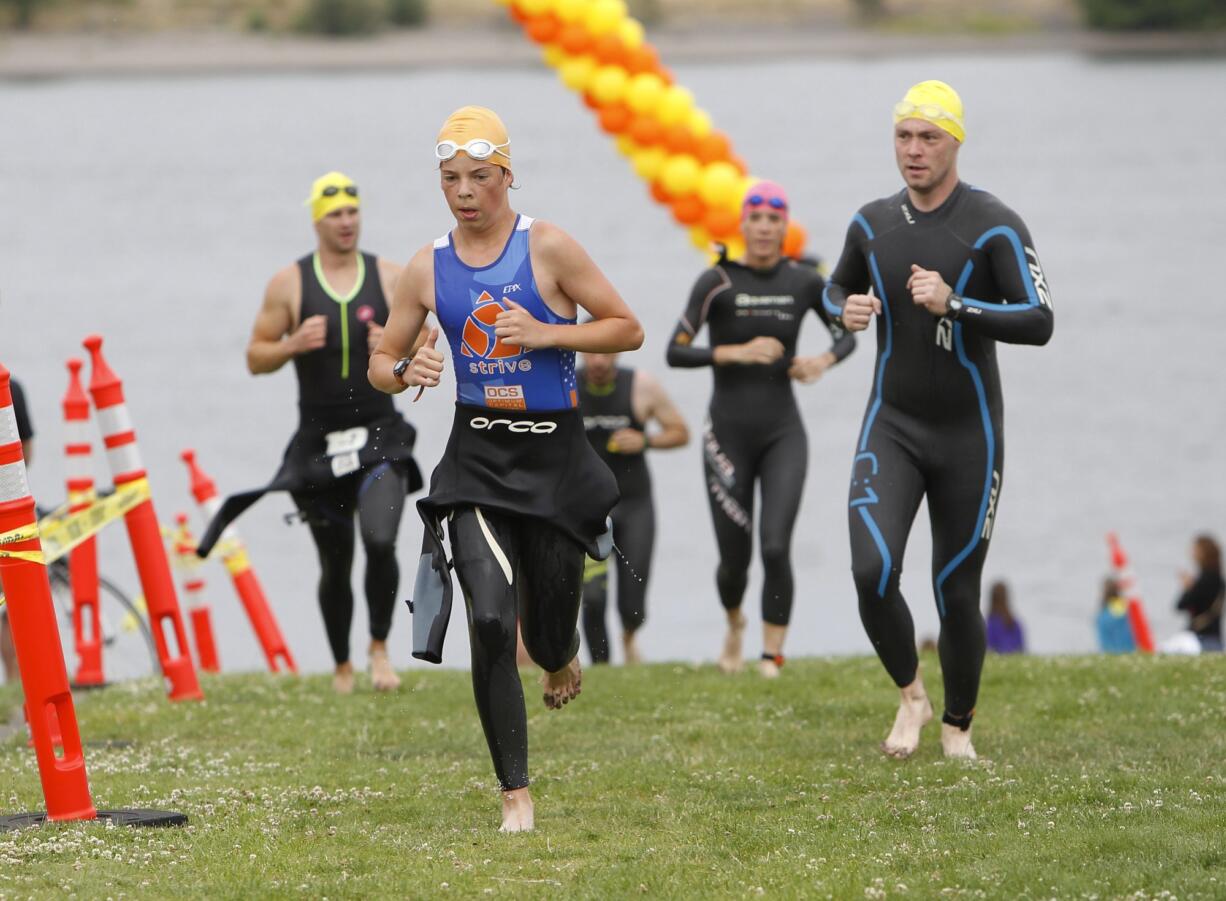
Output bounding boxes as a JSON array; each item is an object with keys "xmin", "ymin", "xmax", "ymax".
[{"xmin": 666, "ymin": 179, "xmax": 858, "ymax": 678}]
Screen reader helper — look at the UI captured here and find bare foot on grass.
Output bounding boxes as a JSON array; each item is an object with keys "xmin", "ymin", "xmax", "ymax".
[
  {"xmin": 332, "ymin": 663, "xmax": 355, "ymax": 695},
  {"xmin": 941, "ymin": 722, "xmax": 977, "ymax": 760},
  {"xmin": 717, "ymin": 610, "xmax": 746, "ymax": 674},
  {"xmin": 622, "ymin": 630, "xmax": 643, "ymax": 665},
  {"xmin": 881, "ymin": 679, "xmax": 933, "ymax": 759},
  {"xmin": 541, "ymin": 657, "xmax": 582, "ymax": 709},
  {"xmin": 369, "ymin": 645, "xmax": 401, "ymax": 692},
  {"xmin": 500, "ymin": 787, "xmax": 534, "ymax": 833}
]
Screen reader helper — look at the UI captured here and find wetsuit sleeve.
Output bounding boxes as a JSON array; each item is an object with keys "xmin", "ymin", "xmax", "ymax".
[
  {"xmin": 666, "ymin": 268, "xmax": 726, "ymax": 368},
  {"xmin": 805, "ymin": 271, "xmax": 856, "ymax": 363},
  {"xmin": 957, "ymin": 211, "xmax": 1054, "ymax": 346},
  {"xmin": 821, "ymin": 216, "xmax": 872, "ymax": 325}
]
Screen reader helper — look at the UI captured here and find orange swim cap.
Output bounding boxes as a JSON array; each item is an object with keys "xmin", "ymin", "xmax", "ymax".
[{"xmin": 436, "ymin": 106, "xmax": 511, "ymax": 170}]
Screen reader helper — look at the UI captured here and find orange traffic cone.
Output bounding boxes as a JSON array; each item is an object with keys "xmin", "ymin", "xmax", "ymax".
[
  {"xmin": 172, "ymin": 514, "xmax": 220, "ymax": 674},
  {"xmin": 1107, "ymin": 532, "xmax": 1155, "ymax": 654}
]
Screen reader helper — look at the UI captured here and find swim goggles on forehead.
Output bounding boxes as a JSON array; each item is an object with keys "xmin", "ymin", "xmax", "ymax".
[
  {"xmin": 435, "ymin": 138, "xmax": 510, "ymax": 162},
  {"xmin": 745, "ymin": 194, "xmax": 787, "ymax": 210},
  {"xmin": 320, "ymin": 185, "xmax": 358, "ymax": 198},
  {"xmin": 893, "ymin": 101, "xmax": 965, "ymax": 131}
]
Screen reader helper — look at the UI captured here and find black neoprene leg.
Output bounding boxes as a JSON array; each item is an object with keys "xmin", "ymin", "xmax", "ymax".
[
  {"xmin": 581, "ymin": 558, "xmax": 611, "ymax": 664},
  {"xmin": 848, "ymin": 420, "xmax": 926, "ymax": 689},
  {"xmin": 612, "ymin": 492, "xmax": 654, "ymax": 634},
  {"xmin": 356, "ymin": 464, "xmax": 407, "ymax": 643},
  {"xmin": 517, "ymin": 519, "xmax": 585, "ymax": 674},
  {"xmin": 927, "ymin": 423, "xmax": 1004, "ymax": 720},
  {"xmin": 293, "ymin": 485, "xmax": 357, "ymax": 667},
  {"xmin": 448, "ymin": 507, "xmax": 528, "ymax": 791},
  {"xmin": 756, "ymin": 423, "xmax": 807, "ymax": 626},
  {"xmin": 703, "ymin": 419, "xmax": 755, "ymax": 613}
]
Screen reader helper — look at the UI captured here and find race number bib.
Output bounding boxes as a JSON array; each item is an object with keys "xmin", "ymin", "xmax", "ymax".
[{"xmin": 324, "ymin": 427, "xmax": 368, "ymax": 478}]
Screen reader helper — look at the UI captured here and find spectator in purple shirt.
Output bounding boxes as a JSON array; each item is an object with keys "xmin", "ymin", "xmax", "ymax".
[{"xmin": 985, "ymin": 581, "xmax": 1025, "ymax": 654}]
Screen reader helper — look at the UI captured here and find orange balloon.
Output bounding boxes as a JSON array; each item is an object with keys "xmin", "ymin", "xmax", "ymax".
[
  {"xmin": 629, "ymin": 115, "xmax": 664, "ymax": 147},
  {"xmin": 582, "ymin": 91, "xmax": 603, "ymax": 111},
  {"xmin": 624, "ymin": 45, "xmax": 660, "ymax": 76},
  {"xmin": 704, "ymin": 207, "xmax": 741, "ymax": 239},
  {"xmin": 526, "ymin": 13, "xmax": 561, "ymax": 44},
  {"xmin": 559, "ymin": 24, "xmax": 593, "ymax": 55},
  {"xmin": 728, "ymin": 154, "xmax": 749, "ymax": 175},
  {"xmin": 783, "ymin": 222, "xmax": 808, "ymax": 259},
  {"xmin": 598, "ymin": 103, "xmax": 633, "ymax": 135},
  {"xmin": 663, "ymin": 124, "xmax": 698, "ymax": 156},
  {"xmin": 672, "ymin": 195, "xmax": 707, "ymax": 226},
  {"xmin": 695, "ymin": 131, "xmax": 733, "ymax": 165},
  {"xmin": 592, "ymin": 34, "xmax": 627, "ymax": 66},
  {"xmin": 509, "ymin": 5, "xmax": 530, "ymax": 25},
  {"xmin": 650, "ymin": 180, "xmax": 672, "ymax": 205}
]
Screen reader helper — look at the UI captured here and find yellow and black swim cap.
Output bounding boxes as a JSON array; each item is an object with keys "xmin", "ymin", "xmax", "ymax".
[{"xmin": 306, "ymin": 171, "xmax": 360, "ymax": 222}]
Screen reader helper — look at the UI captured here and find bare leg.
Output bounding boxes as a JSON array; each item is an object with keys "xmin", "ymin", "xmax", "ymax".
[
  {"xmin": 759, "ymin": 622, "xmax": 787, "ymax": 678},
  {"xmin": 332, "ymin": 661, "xmax": 355, "ymax": 695},
  {"xmin": 717, "ymin": 607, "xmax": 746, "ymax": 674},
  {"xmin": 501, "ymin": 787, "xmax": 535, "ymax": 833},
  {"xmin": 368, "ymin": 640, "xmax": 401, "ymax": 692},
  {"xmin": 622, "ymin": 629, "xmax": 642, "ymax": 665},
  {"xmin": 881, "ymin": 672, "xmax": 933, "ymax": 759}
]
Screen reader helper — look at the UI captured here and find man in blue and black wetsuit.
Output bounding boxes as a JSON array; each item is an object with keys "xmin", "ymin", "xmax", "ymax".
[{"xmin": 824, "ymin": 81, "xmax": 1053, "ymax": 759}]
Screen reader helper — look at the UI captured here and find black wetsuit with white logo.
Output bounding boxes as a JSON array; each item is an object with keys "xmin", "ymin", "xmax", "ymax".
[
  {"xmin": 823, "ymin": 181, "xmax": 1053, "ymax": 723},
  {"xmin": 578, "ymin": 366, "xmax": 653, "ymax": 662},
  {"xmin": 667, "ymin": 257, "xmax": 855, "ymax": 627}
]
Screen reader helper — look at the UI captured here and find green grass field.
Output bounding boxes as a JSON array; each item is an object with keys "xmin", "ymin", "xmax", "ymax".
[{"xmin": 1, "ymin": 654, "xmax": 1224, "ymax": 899}]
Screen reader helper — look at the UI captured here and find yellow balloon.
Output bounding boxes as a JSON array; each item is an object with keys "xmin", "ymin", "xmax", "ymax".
[
  {"xmin": 689, "ymin": 226, "xmax": 713, "ymax": 251},
  {"xmin": 585, "ymin": 0, "xmax": 625, "ymax": 36},
  {"xmin": 615, "ymin": 135, "xmax": 638, "ymax": 157},
  {"xmin": 558, "ymin": 55, "xmax": 598, "ymax": 92},
  {"xmin": 589, "ymin": 65, "xmax": 630, "ymax": 105},
  {"xmin": 625, "ymin": 73, "xmax": 666, "ymax": 115},
  {"xmin": 724, "ymin": 237, "xmax": 747, "ymax": 259},
  {"xmin": 655, "ymin": 85, "xmax": 695, "ymax": 126},
  {"xmin": 555, "ymin": 0, "xmax": 584, "ymax": 22},
  {"xmin": 541, "ymin": 45, "xmax": 566, "ymax": 69},
  {"xmin": 632, "ymin": 147, "xmax": 667, "ymax": 181},
  {"xmin": 514, "ymin": 0, "xmax": 551, "ymax": 15},
  {"xmin": 492, "ymin": 0, "xmax": 511, "ymax": 6},
  {"xmin": 687, "ymin": 107, "xmax": 713, "ymax": 138},
  {"xmin": 699, "ymin": 161, "xmax": 743, "ymax": 209},
  {"xmin": 660, "ymin": 154, "xmax": 701, "ymax": 198},
  {"xmin": 617, "ymin": 17, "xmax": 645, "ymax": 49}
]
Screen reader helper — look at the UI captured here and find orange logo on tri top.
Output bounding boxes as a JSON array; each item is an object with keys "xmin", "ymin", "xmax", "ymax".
[{"xmin": 461, "ymin": 292, "xmax": 522, "ymax": 360}]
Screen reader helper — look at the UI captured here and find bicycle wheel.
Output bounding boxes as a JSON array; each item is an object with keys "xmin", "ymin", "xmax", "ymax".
[{"xmin": 50, "ymin": 562, "xmax": 160, "ymax": 684}]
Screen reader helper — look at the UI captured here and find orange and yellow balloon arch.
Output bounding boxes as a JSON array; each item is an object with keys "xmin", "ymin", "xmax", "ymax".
[{"xmin": 497, "ymin": 0, "xmax": 809, "ymax": 260}]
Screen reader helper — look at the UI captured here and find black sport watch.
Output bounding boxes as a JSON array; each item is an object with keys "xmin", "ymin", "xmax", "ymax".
[
  {"xmin": 945, "ymin": 293, "xmax": 964, "ymax": 320},
  {"xmin": 392, "ymin": 357, "xmax": 412, "ymax": 384}
]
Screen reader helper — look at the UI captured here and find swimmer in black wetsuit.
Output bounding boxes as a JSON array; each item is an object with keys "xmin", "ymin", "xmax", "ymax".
[
  {"xmin": 244, "ymin": 172, "xmax": 423, "ymax": 695},
  {"xmin": 824, "ymin": 81, "xmax": 1053, "ymax": 759},
  {"xmin": 667, "ymin": 181, "xmax": 856, "ymax": 677},
  {"xmin": 578, "ymin": 352, "xmax": 689, "ymax": 664},
  {"xmin": 370, "ymin": 106, "xmax": 642, "ymax": 832}
]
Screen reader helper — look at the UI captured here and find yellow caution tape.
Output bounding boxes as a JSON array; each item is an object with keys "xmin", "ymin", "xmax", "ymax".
[
  {"xmin": 221, "ymin": 545, "xmax": 251, "ymax": 577},
  {"xmin": 0, "ymin": 479, "xmax": 151, "ymax": 568}
]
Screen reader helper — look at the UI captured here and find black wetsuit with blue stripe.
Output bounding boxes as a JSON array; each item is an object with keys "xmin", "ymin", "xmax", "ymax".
[{"xmin": 823, "ymin": 181, "xmax": 1053, "ymax": 724}]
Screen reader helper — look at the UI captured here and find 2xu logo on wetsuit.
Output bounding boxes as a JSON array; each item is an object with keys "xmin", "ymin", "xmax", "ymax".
[{"xmin": 935, "ymin": 246, "xmax": 1051, "ymax": 352}]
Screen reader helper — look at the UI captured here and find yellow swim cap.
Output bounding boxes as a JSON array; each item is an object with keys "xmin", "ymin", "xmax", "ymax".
[
  {"xmin": 436, "ymin": 106, "xmax": 511, "ymax": 170},
  {"xmin": 894, "ymin": 80, "xmax": 965, "ymax": 143},
  {"xmin": 306, "ymin": 171, "xmax": 360, "ymax": 222}
]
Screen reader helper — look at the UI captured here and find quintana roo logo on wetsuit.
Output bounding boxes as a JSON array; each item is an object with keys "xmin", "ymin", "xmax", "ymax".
[{"xmin": 461, "ymin": 291, "xmax": 534, "ymax": 375}]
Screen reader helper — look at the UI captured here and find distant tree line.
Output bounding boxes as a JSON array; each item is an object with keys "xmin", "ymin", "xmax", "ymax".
[{"xmin": 1075, "ymin": 0, "xmax": 1226, "ymax": 29}]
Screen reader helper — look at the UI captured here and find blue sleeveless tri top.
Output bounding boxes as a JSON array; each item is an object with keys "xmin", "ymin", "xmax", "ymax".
[{"xmin": 433, "ymin": 215, "xmax": 578, "ymax": 411}]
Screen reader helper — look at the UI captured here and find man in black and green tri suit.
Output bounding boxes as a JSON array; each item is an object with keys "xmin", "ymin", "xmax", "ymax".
[{"xmin": 242, "ymin": 172, "xmax": 422, "ymax": 694}]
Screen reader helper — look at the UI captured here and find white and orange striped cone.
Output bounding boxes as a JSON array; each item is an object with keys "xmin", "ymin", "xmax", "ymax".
[
  {"xmin": 0, "ymin": 362, "xmax": 96, "ymax": 825},
  {"xmin": 182, "ymin": 449, "xmax": 297, "ymax": 674},
  {"xmin": 172, "ymin": 513, "xmax": 220, "ymax": 674},
  {"xmin": 1107, "ymin": 532, "xmax": 1156, "ymax": 654},
  {"xmin": 62, "ymin": 358, "xmax": 105, "ymax": 688},
  {"xmin": 83, "ymin": 335, "xmax": 202, "ymax": 702}
]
